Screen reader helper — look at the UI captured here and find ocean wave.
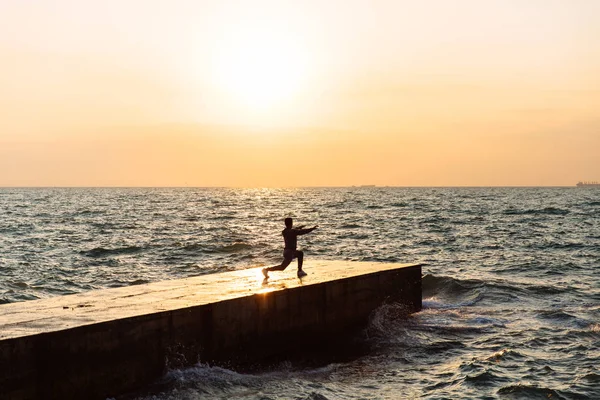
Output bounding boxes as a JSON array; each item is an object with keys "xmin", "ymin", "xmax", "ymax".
[
  {"xmin": 153, "ymin": 362, "xmax": 335, "ymax": 400},
  {"xmin": 211, "ymin": 243, "xmax": 255, "ymax": 253},
  {"xmin": 129, "ymin": 279, "xmax": 150, "ymax": 286},
  {"xmin": 422, "ymin": 274, "xmax": 481, "ymax": 298},
  {"xmin": 81, "ymin": 246, "xmax": 144, "ymax": 257},
  {"xmin": 365, "ymin": 303, "xmax": 422, "ymax": 346},
  {"xmin": 422, "ymin": 292, "xmax": 484, "ymax": 309},
  {"xmin": 503, "ymin": 207, "xmax": 570, "ymax": 216},
  {"xmin": 467, "ymin": 316, "xmax": 507, "ymax": 328},
  {"xmin": 536, "ymin": 309, "xmax": 577, "ymax": 322},
  {"xmin": 464, "ymin": 370, "xmax": 508, "ymax": 386},
  {"xmin": 106, "ymin": 278, "xmax": 153, "ymax": 288},
  {"xmin": 421, "ymin": 339, "xmax": 468, "ymax": 353},
  {"xmin": 339, "ymin": 223, "xmax": 362, "ymax": 229},
  {"xmin": 528, "ymin": 241, "xmax": 586, "ymax": 250},
  {"xmin": 208, "ymin": 214, "xmax": 236, "ymax": 220},
  {"xmin": 367, "ymin": 301, "xmax": 493, "ymax": 349},
  {"xmin": 497, "ymin": 384, "xmax": 565, "ymax": 399},
  {"xmin": 303, "ymin": 394, "xmax": 330, "ymax": 400},
  {"xmin": 525, "ymin": 284, "xmax": 567, "ymax": 296},
  {"xmin": 337, "ymin": 233, "xmax": 370, "ymax": 240},
  {"xmin": 485, "ymin": 348, "xmax": 525, "ymax": 362},
  {"xmin": 580, "ymin": 372, "xmax": 600, "ymax": 382},
  {"xmin": 74, "ymin": 209, "xmax": 105, "ymax": 216}
]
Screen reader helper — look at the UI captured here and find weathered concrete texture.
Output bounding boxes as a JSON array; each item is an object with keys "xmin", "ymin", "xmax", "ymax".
[{"xmin": 0, "ymin": 261, "xmax": 421, "ymax": 400}]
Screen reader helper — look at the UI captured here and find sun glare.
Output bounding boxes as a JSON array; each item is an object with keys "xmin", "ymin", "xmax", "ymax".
[{"xmin": 212, "ymin": 29, "xmax": 309, "ymax": 114}]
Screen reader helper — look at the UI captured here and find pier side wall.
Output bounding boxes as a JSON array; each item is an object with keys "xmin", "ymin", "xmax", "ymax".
[{"xmin": 0, "ymin": 264, "xmax": 421, "ymax": 400}]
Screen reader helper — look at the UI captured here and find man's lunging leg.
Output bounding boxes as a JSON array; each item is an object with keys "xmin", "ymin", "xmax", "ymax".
[
  {"xmin": 296, "ymin": 250, "xmax": 304, "ymax": 270},
  {"xmin": 269, "ymin": 258, "xmax": 292, "ymax": 272},
  {"xmin": 296, "ymin": 250, "xmax": 307, "ymax": 278},
  {"xmin": 263, "ymin": 258, "xmax": 292, "ymax": 279}
]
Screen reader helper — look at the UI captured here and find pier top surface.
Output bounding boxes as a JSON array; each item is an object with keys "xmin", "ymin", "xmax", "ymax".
[{"xmin": 0, "ymin": 261, "xmax": 419, "ymax": 341}]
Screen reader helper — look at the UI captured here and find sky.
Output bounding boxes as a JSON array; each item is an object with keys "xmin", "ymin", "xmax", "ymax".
[{"xmin": 0, "ymin": 0, "xmax": 598, "ymax": 186}]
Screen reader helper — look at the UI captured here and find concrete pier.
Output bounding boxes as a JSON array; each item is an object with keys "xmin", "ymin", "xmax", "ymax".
[{"xmin": 0, "ymin": 261, "xmax": 421, "ymax": 400}]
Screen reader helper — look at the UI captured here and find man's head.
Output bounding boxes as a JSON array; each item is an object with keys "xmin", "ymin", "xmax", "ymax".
[{"xmin": 284, "ymin": 217, "xmax": 293, "ymax": 228}]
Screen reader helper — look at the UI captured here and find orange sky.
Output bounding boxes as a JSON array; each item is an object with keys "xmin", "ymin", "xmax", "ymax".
[{"xmin": 1, "ymin": 0, "xmax": 598, "ymax": 186}]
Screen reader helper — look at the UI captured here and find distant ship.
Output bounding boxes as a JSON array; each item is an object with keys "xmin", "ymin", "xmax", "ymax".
[{"xmin": 576, "ymin": 181, "xmax": 600, "ymax": 187}]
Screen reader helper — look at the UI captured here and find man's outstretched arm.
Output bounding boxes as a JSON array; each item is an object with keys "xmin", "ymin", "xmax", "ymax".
[{"xmin": 295, "ymin": 226, "xmax": 318, "ymax": 235}]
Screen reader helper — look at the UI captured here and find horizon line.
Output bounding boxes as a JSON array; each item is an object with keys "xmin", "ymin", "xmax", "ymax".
[{"xmin": 0, "ymin": 185, "xmax": 583, "ymax": 189}]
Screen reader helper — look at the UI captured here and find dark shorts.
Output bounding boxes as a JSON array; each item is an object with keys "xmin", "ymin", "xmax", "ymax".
[{"xmin": 283, "ymin": 249, "xmax": 301, "ymax": 260}]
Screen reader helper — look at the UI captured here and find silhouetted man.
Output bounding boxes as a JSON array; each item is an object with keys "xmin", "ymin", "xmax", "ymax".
[{"xmin": 263, "ymin": 217, "xmax": 317, "ymax": 279}]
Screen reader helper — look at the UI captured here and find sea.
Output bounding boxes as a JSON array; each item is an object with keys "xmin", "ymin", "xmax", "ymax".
[{"xmin": 0, "ymin": 187, "xmax": 598, "ymax": 399}]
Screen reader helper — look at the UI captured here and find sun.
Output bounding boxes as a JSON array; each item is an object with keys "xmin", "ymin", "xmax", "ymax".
[{"xmin": 211, "ymin": 29, "xmax": 309, "ymax": 113}]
